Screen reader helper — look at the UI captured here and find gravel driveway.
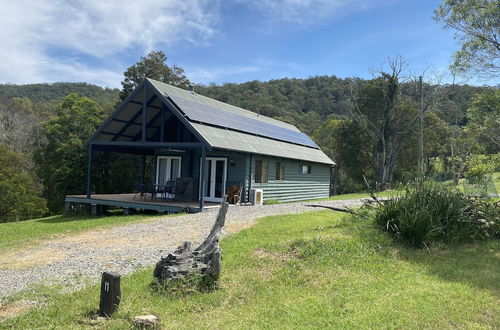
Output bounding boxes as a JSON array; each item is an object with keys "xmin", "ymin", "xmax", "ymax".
[{"xmin": 0, "ymin": 199, "xmax": 368, "ymax": 299}]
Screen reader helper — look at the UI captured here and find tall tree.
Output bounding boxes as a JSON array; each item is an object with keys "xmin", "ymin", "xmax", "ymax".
[
  {"xmin": 313, "ymin": 119, "xmax": 371, "ymax": 193},
  {"xmin": 434, "ymin": 0, "xmax": 500, "ymax": 76},
  {"xmin": 34, "ymin": 94, "xmax": 103, "ymax": 212},
  {"xmin": 352, "ymin": 58, "xmax": 418, "ymax": 189},
  {"xmin": 120, "ymin": 50, "xmax": 190, "ymax": 100}
]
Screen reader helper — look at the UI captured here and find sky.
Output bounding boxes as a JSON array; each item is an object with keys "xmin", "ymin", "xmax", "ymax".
[{"xmin": 0, "ymin": 0, "xmax": 497, "ymax": 88}]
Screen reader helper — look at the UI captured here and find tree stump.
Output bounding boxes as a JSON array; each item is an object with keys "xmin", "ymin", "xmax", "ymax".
[{"xmin": 153, "ymin": 201, "xmax": 229, "ymax": 284}]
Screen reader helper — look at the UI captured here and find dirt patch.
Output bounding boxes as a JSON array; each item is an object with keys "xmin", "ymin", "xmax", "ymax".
[
  {"xmin": 0, "ymin": 248, "xmax": 67, "ymax": 270},
  {"xmin": 224, "ymin": 221, "xmax": 256, "ymax": 235},
  {"xmin": 0, "ymin": 300, "xmax": 33, "ymax": 321}
]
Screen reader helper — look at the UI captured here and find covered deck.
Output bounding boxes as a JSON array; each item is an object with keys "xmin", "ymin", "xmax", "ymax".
[
  {"xmin": 65, "ymin": 79, "xmax": 221, "ymax": 214},
  {"xmin": 65, "ymin": 194, "xmax": 220, "ymax": 214}
]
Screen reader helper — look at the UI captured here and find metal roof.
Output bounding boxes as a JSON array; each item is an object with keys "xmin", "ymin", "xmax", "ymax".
[
  {"xmin": 191, "ymin": 123, "xmax": 334, "ymax": 164},
  {"xmin": 89, "ymin": 78, "xmax": 335, "ymax": 165}
]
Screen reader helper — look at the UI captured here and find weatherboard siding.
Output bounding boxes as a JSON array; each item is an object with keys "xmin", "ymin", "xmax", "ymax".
[
  {"xmin": 251, "ymin": 156, "xmax": 331, "ymax": 202},
  {"xmin": 153, "ymin": 150, "xmax": 331, "ymax": 203}
]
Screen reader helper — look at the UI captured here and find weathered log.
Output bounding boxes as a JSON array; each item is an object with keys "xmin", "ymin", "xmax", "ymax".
[{"xmin": 154, "ymin": 201, "xmax": 229, "ymax": 283}]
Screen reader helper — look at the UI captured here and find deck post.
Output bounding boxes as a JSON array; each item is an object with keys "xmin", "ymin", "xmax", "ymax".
[
  {"xmin": 142, "ymin": 84, "xmax": 147, "ymax": 142},
  {"xmin": 160, "ymin": 104, "xmax": 165, "ymax": 142},
  {"xmin": 199, "ymin": 146, "xmax": 206, "ymax": 210},
  {"xmin": 86, "ymin": 144, "xmax": 93, "ymax": 198},
  {"xmin": 141, "ymin": 154, "xmax": 146, "ymax": 196}
]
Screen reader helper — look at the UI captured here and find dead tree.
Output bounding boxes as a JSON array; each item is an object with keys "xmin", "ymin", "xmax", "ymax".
[{"xmin": 154, "ymin": 201, "xmax": 229, "ymax": 284}]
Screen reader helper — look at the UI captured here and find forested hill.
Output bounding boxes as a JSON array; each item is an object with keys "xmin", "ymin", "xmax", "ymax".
[
  {"xmin": 0, "ymin": 77, "xmax": 490, "ymax": 135},
  {"xmin": 196, "ymin": 76, "xmax": 490, "ymax": 135},
  {"xmin": 0, "ymin": 82, "xmax": 119, "ymax": 107}
]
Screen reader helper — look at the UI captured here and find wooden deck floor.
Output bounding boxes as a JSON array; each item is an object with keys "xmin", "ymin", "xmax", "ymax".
[{"xmin": 65, "ymin": 193, "xmax": 220, "ymax": 213}]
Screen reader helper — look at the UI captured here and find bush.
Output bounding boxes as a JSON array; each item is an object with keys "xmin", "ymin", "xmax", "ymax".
[{"xmin": 376, "ymin": 183, "xmax": 499, "ymax": 248}]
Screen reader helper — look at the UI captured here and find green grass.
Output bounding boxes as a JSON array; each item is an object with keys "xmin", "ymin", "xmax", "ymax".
[
  {"xmin": 3, "ymin": 210, "xmax": 498, "ymax": 329},
  {"xmin": 0, "ymin": 213, "xmax": 163, "ymax": 253},
  {"xmin": 312, "ymin": 189, "xmax": 395, "ymax": 202}
]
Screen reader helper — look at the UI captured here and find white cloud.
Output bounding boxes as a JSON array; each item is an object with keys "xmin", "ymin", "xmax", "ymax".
[
  {"xmin": 242, "ymin": 0, "xmax": 398, "ymax": 25},
  {"xmin": 0, "ymin": 0, "xmax": 219, "ymax": 87}
]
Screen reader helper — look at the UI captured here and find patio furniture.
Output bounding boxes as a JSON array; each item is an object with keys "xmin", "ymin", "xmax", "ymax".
[
  {"xmin": 156, "ymin": 181, "xmax": 176, "ymax": 201},
  {"xmin": 133, "ymin": 179, "xmax": 156, "ymax": 200}
]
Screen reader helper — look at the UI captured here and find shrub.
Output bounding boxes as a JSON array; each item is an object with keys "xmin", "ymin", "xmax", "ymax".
[{"xmin": 376, "ymin": 183, "xmax": 499, "ymax": 248}]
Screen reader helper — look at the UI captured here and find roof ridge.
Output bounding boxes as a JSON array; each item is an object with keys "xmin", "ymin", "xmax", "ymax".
[{"xmin": 146, "ymin": 78, "xmax": 299, "ymax": 131}]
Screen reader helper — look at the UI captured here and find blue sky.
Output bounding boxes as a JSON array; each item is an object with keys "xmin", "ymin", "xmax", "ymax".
[{"xmin": 0, "ymin": 0, "xmax": 497, "ymax": 88}]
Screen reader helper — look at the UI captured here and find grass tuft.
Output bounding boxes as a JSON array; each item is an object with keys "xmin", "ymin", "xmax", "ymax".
[{"xmin": 376, "ymin": 182, "xmax": 500, "ymax": 248}]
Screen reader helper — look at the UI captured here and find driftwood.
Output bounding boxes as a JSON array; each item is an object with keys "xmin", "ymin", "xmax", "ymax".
[{"xmin": 154, "ymin": 201, "xmax": 229, "ymax": 283}]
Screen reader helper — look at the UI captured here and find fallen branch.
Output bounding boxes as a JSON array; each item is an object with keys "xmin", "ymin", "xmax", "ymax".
[{"xmin": 305, "ymin": 204, "xmax": 357, "ymax": 214}]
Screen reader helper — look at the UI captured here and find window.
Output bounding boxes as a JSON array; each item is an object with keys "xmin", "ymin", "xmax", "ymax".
[
  {"xmin": 276, "ymin": 162, "xmax": 285, "ymax": 180},
  {"xmin": 300, "ymin": 165, "xmax": 311, "ymax": 174},
  {"xmin": 255, "ymin": 160, "xmax": 268, "ymax": 183},
  {"xmin": 156, "ymin": 156, "xmax": 181, "ymax": 185}
]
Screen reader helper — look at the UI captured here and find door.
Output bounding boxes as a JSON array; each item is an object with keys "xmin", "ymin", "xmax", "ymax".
[
  {"xmin": 201, "ymin": 157, "xmax": 227, "ymax": 202},
  {"xmin": 156, "ymin": 156, "xmax": 181, "ymax": 185}
]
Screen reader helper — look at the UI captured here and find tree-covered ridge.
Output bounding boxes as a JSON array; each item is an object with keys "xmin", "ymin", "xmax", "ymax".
[
  {"xmin": 0, "ymin": 82, "xmax": 119, "ymax": 107},
  {"xmin": 196, "ymin": 76, "xmax": 490, "ymax": 135}
]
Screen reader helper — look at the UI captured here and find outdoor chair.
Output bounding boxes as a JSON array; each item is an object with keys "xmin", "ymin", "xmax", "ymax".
[
  {"xmin": 133, "ymin": 179, "xmax": 156, "ymax": 200},
  {"xmin": 156, "ymin": 180, "xmax": 176, "ymax": 202}
]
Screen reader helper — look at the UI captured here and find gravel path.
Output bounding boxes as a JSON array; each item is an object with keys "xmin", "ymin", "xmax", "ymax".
[{"xmin": 0, "ymin": 199, "xmax": 369, "ymax": 299}]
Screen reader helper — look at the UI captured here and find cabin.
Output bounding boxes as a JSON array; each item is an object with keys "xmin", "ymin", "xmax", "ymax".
[{"xmin": 65, "ymin": 78, "xmax": 335, "ymax": 214}]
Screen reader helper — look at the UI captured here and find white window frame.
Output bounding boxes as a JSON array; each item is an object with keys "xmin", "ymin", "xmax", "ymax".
[
  {"xmin": 156, "ymin": 156, "xmax": 182, "ymax": 186},
  {"xmin": 300, "ymin": 164, "xmax": 312, "ymax": 174},
  {"xmin": 199, "ymin": 157, "xmax": 228, "ymax": 202}
]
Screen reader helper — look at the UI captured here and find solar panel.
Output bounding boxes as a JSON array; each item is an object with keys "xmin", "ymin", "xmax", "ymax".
[{"xmin": 168, "ymin": 94, "xmax": 318, "ymax": 148}]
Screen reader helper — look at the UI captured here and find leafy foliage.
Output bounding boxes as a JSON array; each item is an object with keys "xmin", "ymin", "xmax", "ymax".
[
  {"xmin": 120, "ymin": 50, "xmax": 190, "ymax": 101},
  {"xmin": 467, "ymin": 89, "xmax": 500, "ymax": 151},
  {"xmin": 376, "ymin": 183, "xmax": 500, "ymax": 247},
  {"xmin": 34, "ymin": 94, "xmax": 103, "ymax": 212},
  {"xmin": 0, "ymin": 144, "xmax": 47, "ymax": 222},
  {"xmin": 434, "ymin": 0, "xmax": 500, "ymax": 76}
]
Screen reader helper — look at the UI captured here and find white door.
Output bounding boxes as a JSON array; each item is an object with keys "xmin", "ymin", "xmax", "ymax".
[
  {"xmin": 156, "ymin": 156, "xmax": 181, "ymax": 186},
  {"xmin": 200, "ymin": 158, "xmax": 227, "ymax": 202}
]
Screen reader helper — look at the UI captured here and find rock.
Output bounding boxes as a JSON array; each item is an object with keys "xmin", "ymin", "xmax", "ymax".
[
  {"xmin": 132, "ymin": 315, "xmax": 160, "ymax": 329},
  {"xmin": 133, "ymin": 315, "xmax": 160, "ymax": 328}
]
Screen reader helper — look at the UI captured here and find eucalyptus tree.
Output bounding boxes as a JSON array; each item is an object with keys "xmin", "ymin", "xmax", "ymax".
[
  {"xmin": 120, "ymin": 50, "xmax": 190, "ymax": 101},
  {"xmin": 434, "ymin": 0, "xmax": 500, "ymax": 77},
  {"xmin": 351, "ymin": 58, "xmax": 419, "ymax": 189}
]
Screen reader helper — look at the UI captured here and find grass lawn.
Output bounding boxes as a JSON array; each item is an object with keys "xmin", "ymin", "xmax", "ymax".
[
  {"xmin": 311, "ymin": 189, "xmax": 396, "ymax": 202},
  {"xmin": 0, "ymin": 212, "xmax": 163, "ymax": 253},
  {"xmin": 2, "ymin": 210, "xmax": 498, "ymax": 329}
]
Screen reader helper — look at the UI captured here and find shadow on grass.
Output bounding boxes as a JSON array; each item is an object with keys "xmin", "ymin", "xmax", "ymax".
[
  {"xmin": 36, "ymin": 210, "xmax": 160, "ymax": 224},
  {"xmin": 398, "ymin": 240, "xmax": 500, "ymax": 297},
  {"xmin": 36, "ymin": 215, "xmax": 97, "ymax": 224}
]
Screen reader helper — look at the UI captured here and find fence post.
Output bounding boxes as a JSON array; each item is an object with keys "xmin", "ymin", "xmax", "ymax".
[{"xmin": 99, "ymin": 272, "xmax": 121, "ymax": 317}]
